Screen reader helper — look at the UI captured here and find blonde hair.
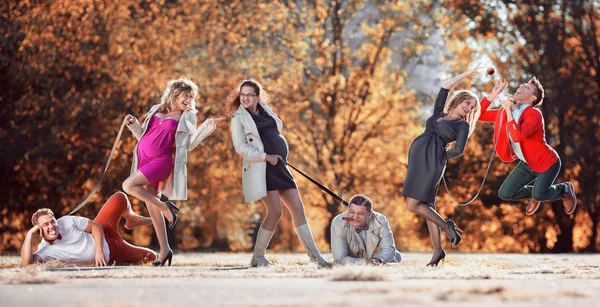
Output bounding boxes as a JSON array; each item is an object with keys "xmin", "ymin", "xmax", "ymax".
[
  {"xmin": 31, "ymin": 208, "xmax": 55, "ymax": 226},
  {"xmin": 157, "ymin": 78, "xmax": 198, "ymax": 114},
  {"xmin": 443, "ymin": 90, "xmax": 480, "ymax": 137}
]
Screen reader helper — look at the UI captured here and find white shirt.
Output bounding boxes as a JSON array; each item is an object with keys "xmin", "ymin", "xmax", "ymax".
[
  {"xmin": 34, "ymin": 216, "xmax": 110, "ymax": 263},
  {"xmin": 508, "ymin": 104, "xmax": 528, "ymax": 162}
]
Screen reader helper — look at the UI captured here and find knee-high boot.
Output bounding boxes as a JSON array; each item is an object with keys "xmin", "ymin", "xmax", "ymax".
[
  {"xmin": 251, "ymin": 227, "xmax": 275, "ymax": 267},
  {"xmin": 295, "ymin": 223, "xmax": 332, "ymax": 268}
]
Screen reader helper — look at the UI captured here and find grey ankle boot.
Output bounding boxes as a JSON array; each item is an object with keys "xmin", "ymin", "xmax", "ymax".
[
  {"xmin": 295, "ymin": 223, "xmax": 332, "ymax": 268},
  {"xmin": 394, "ymin": 249, "xmax": 402, "ymax": 262},
  {"xmin": 251, "ymin": 227, "xmax": 275, "ymax": 267}
]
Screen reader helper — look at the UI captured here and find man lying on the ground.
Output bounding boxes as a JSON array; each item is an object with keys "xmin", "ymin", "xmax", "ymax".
[
  {"xmin": 21, "ymin": 192, "xmax": 156, "ymax": 266},
  {"xmin": 331, "ymin": 195, "xmax": 402, "ymax": 265}
]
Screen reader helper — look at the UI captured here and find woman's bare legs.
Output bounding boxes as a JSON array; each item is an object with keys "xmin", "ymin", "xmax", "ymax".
[
  {"xmin": 143, "ymin": 185, "xmax": 171, "ymax": 262},
  {"xmin": 281, "ymin": 189, "xmax": 331, "ymax": 267},
  {"xmin": 251, "ymin": 191, "xmax": 283, "ymax": 267},
  {"xmin": 122, "ymin": 171, "xmax": 174, "ymax": 222},
  {"xmin": 122, "ymin": 196, "xmax": 153, "ymax": 230},
  {"xmin": 279, "ymin": 189, "xmax": 307, "ymax": 227},
  {"xmin": 260, "ymin": 191, "xmax": 284, "ymax": 231}
]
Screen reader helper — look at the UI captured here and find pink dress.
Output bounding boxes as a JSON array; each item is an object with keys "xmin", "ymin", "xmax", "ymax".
[{"xmin": 137, "ymin": 115, "xmax": 179, "ymax": 189}]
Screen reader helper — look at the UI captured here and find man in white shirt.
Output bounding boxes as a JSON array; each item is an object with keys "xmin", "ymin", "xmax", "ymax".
[
  {"xmin": 21, "ymin": 192, "xmax": 156, "ymax": 266},
  {"xmin": 330, "ymin": 195, "xmax": 402, "ymax": 265}
]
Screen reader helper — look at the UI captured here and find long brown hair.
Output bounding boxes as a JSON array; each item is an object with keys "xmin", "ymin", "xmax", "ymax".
[
  {"xmin": 225, "ymin": 79, "xmax": 271, "ymax": 116},
  {"xmin": 443, "ymin": 90, "xmax": 480, "ymax": 137}
]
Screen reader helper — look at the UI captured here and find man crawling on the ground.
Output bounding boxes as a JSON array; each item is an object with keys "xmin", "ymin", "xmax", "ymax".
[{"xmin": 330, "ymin": 195, "xmax": 402, "ymax": 265}]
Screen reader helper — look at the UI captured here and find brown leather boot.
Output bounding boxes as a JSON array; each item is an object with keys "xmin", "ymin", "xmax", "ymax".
[
  {"xmin": 563, "ymin": 182, "xmax": 577, "ymax": 215},
  {"xmin": 526, "ymin": 199, "xmax": 542, "ymax": 216}
]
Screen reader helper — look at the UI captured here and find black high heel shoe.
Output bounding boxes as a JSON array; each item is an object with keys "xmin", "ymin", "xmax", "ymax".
[
  {"xmin": 152, "ymin": 249, "xmax": 173, "ymax": 267},
  {"xmin": 426, "ymin": 250, "xmax": 446, "ymax": 267},
  {"xmin": 447, "ymin": 220, "xmax": 463, "ymax": 247},
  {"xmin": 159, "ymin": 195, "xmax": 180, "ymax": 213},
  {"xmin": 164, "ymin": 201, "xmax": 179, "ymax": 229}
]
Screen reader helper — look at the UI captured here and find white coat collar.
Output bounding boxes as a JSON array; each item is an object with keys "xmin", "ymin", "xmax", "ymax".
[{"xmin": 234, "ymin": 104, "xmax": 261, "ymax": 137}]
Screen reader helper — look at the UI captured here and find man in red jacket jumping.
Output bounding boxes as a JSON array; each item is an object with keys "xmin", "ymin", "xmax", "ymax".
[{"xmin": 480, "ymin": 78, "xmax": 577, "ymax": 215}]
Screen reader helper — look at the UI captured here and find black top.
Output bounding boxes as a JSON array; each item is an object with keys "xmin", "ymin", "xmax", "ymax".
[
  {"xmin": 425, "ymin": 88, "xmax": 470, "ymax": 160},
  {"xmin": 401, "ymin": 88, "xmax": 470, "ymax": 203},
  {"xmin": 248, "ymin": 104, "xmax": 296, "ymax": 191}
]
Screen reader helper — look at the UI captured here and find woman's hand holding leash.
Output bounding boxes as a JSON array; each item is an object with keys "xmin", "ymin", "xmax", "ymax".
[
  {"xmin": 266, "ymin": 155, "xmax": 282, "ymax": 166},
  {"xmin": 125, "ymin": 114, "xmax": 135, "ymax": 125}
]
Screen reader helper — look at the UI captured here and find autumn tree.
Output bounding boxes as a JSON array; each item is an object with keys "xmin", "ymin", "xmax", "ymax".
[
  {"xmin": 4, "ymin": 0, "xmax": 552, "ymax": 254},
  {"xmin": 447, "ymin": 0, "xmax": 600, "ymax": 252}
]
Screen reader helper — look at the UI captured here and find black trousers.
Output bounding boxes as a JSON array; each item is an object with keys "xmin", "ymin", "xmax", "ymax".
[{"xmin": 498, "ymin": 159, "xmax": 567, "ymax": 202}]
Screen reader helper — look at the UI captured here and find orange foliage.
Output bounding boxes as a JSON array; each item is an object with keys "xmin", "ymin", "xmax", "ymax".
[{"xmin": 2, "ymin": 0, "xmax": 598, "ymax": 255}]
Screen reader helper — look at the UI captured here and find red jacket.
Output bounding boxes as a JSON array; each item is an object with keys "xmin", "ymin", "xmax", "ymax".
[{"xmin": 479, "ymin": 97, "xmax": 558, "ymax": 173}]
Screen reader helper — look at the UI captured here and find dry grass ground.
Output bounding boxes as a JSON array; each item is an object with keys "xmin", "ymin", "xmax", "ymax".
[{"xmin": 1, "ymin": 252, "xmax": 599, "ymax": 306}]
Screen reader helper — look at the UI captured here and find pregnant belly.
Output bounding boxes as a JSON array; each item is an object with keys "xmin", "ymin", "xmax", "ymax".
[
  {"xmin": 265, "ymin": 134, "xmax": 289, "ymax": 158},
  {"xmin": 138, "ymin": 136, "xmax": 174, "ymax": 159}
]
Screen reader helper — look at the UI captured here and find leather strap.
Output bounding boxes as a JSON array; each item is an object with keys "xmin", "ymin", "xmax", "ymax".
[{"xmin": 68, "ymin": 117, "xmax": 128, "ymax": 215}]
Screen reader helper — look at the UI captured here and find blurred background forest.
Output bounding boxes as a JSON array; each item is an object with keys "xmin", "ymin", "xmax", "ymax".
[{"xmin": 1, "ymin": 0, "xmax": 598, "ymax": 254}]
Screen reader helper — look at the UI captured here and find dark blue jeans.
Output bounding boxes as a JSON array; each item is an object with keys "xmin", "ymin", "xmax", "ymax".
[{"xmin": 498, "ymin": 159, "xmax": 566, "ymax": 202}]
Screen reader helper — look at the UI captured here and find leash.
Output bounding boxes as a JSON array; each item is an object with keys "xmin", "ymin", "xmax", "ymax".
[
  {"xmin": 280, "ymin": 158, "xmax": 349, "ymax": 207},
  {"xmin": 68, "ymin": 117, "xmax": 128, "ymax": 215},
  {"xmin": 442, "ymin": 111, "xmax": 504, "ymax": 206}
]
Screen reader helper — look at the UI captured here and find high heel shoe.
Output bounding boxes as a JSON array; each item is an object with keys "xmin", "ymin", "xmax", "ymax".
[
  {"xmin": 164, "ymin": 201, "xmax": 179, "ymax": 229},
  {"xmin": 169, "ymin": 202, "xmax": 181, "ymax": 213},
  {"xmin": 426, "ymin": 250, "xmax": 446, "ymax": 267},
  {"xmin": 152, "ymin": 250, "xmax": 173, "ymax": 267},
  {"xmin": 447, "ymin": 220, "xmax": 463, "ymax": 247},
  {"xmin": 159, "ymin": 194, "xmax": 180, "ymax": 213}
]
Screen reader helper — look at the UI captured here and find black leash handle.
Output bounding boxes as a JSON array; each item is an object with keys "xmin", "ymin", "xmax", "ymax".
[{"xmin": 280, "ymin": 158, "xmax": 349, "ymax": 207}]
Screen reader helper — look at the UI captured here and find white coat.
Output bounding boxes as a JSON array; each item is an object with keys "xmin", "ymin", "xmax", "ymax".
[
  {"xmin": 230, "ymin": 103, "xmax": 283, "ymax": 202},
  {"xmin": 330, "ymin": 210, "xmax": 400, "ymax": 265},
  {"xmin": 126, "ymin": 104, "xmax": 216, "ymax": 200}
]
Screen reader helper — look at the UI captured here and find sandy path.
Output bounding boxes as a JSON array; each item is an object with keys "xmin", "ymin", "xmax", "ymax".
[{"xmin": 1, "ymin": 252, "xmax": 599, "ymax": 306}]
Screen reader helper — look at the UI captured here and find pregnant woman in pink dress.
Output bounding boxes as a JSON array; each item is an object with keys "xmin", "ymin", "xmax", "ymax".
[{"xmin": 123, "ymin": 78, "xmax": 224, "ymax": 266}]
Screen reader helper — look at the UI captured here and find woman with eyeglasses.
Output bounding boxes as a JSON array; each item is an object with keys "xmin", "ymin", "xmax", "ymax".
[{"xmin": 227, "ymin": 79, "xmax": 331, "ymax": 268}]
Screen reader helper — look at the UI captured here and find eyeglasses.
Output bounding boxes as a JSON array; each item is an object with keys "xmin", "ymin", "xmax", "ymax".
[{"xmin": 240, "ymin": 94, "xmax": 257, "ymax": 99}]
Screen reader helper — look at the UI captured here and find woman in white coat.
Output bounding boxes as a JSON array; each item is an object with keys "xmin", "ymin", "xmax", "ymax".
[
  {"xmin": 228, "ymin": 79, "xmax": 331, "ymax": 268},
  {"xmin": 123, "ymin": 78, "xmax": 224, "ymax": 266}
]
